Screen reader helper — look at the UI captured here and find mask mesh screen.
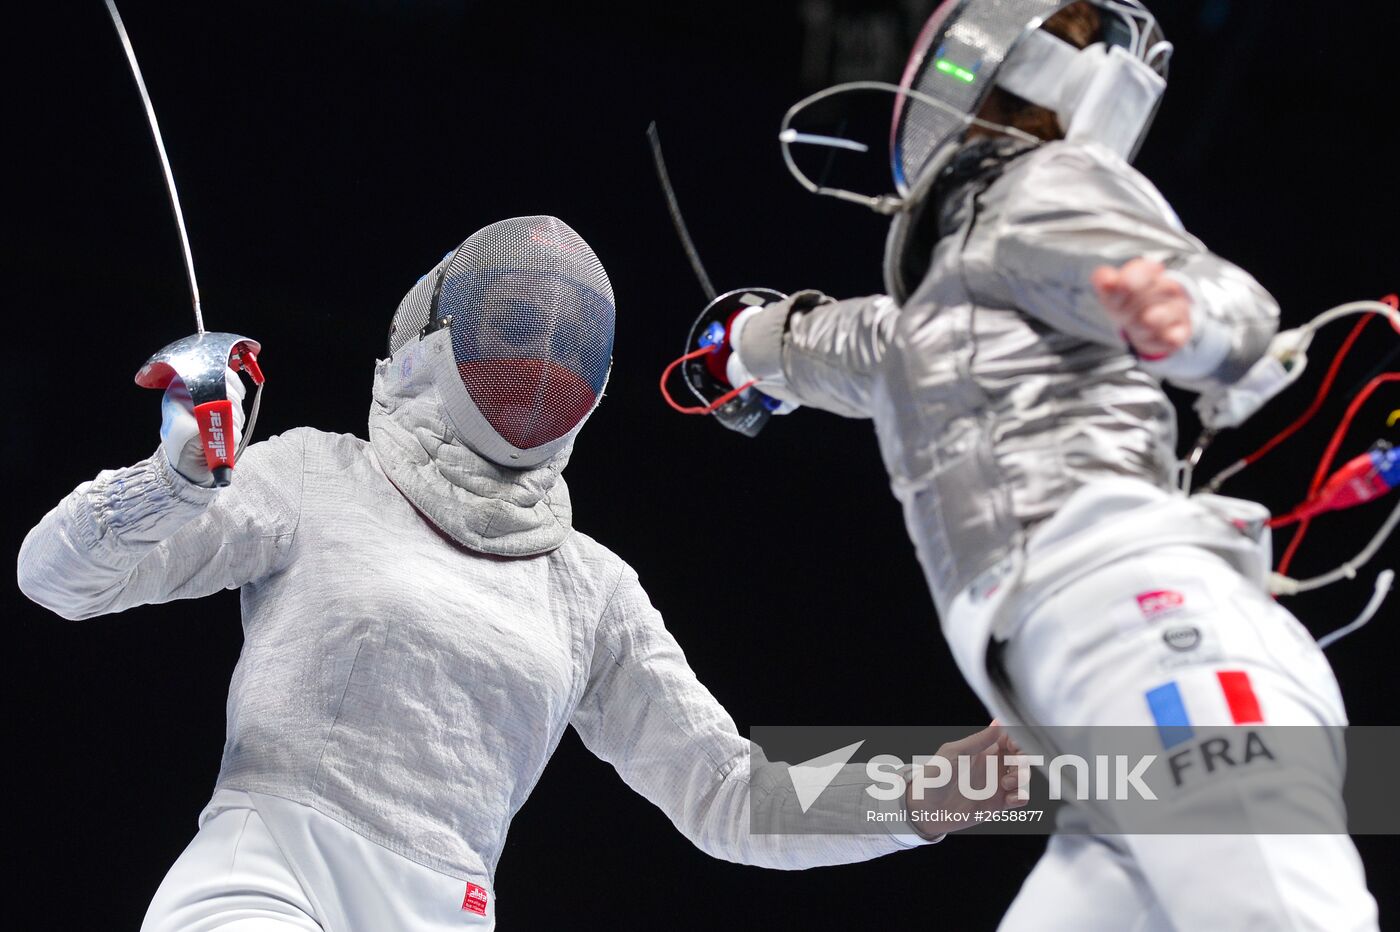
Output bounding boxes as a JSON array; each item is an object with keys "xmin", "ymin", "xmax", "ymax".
[
  {"xmin": 892, "ymin": 0, "xmax": 1074, "ymax": 193},
  {"xmin": 434, "ymin": 216, "xmax": 615, "ymax": 450}
]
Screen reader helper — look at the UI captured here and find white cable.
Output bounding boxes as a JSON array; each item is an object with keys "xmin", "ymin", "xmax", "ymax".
[
  {"xmin": 778, "ymin": 130, "xmax": 870, "ymax": 153},
  {"xmin": 778, "ymin": 80, "xmax": 1043, "ymax": 214},
  {"xmin": 1271, "ymin": 500, "xmax": 1400, "ymax": 596},
  {"xmin": 1300, "ymin": 300, "xmax": 1400, "ymax": 341},
  {"xmin": 237, "ymin": 382, "xmax": 264, "ymax": 459},
  {"xmin": 1316, "ymin": 570, "xmax": 1395, "ymax": 649}
]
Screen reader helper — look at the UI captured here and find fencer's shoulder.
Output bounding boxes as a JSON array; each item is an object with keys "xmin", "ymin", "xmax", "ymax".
[
  {"xmin": 1015, "ymin": 139, "xmax": 1134, "ymax": 175},
  {"xmin": 1013, "ymin": 139, "xmax": 1142, "ymax": 187},
  {"xmin": 237, "ymin": 426, "xmax": 310, "ymax": 467},
  {"xmin": 249, "ymin": 427, "xmax": 375, "ymax": 474},
  {"xmin": 252, "ymin": 425, "xmax": 341, "ymax": 459},
  {"xmin": 552, "ymin": 528, "xmax": 652, "ymax": 617},
  {"xmin": 557, "ymin": 527, "xmax": 633, "ymax": 579},
  {"xmin": 999, "ymin": 141, "xmax": 1175, "ymax": 220},
  {"xmin": 276, "ymin": 426, "xmax": 361, "ymax": 457}
]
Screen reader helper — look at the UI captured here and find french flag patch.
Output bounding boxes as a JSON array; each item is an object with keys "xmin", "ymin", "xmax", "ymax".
[
  {"xmin": 1145, "ymin": 671, "xmax": 1264, "ymax": 748},
  {"xmin": 462, "ymin": 883, "xmax": 488, "ymax": 916}
]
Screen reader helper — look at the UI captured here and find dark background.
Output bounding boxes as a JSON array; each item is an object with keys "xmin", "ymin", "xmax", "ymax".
[{"xmin": 7, "ymin": 0, "xmax": 1397, "ymax": 927}]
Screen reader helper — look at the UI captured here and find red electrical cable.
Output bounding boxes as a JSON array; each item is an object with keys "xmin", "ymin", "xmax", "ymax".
[
  {"xmin": 1309, "ymin": 373, "xmax": 1399, "ymax": 494},
  {"xmin": 1239, "ymin": 315, "xmax": 1372, "ymax": 469},
  {"xmin": 1275, "ymin": 371, "xmax": 1400, "ymax": 575},
  {"xmin": 1209, "ymin": 295, "xmax": 1397, "ymax": 494},
  {"xmin": 1255, "ymin": 295, "xmax": 1398, "ymax": 575},
  {"xmin": 659, "ymin": 345, "xmax": 756, "ymax": 415},
  {"xmin": 1275, "ymin": 517, "xmax": 1311, "ymax": 578}
]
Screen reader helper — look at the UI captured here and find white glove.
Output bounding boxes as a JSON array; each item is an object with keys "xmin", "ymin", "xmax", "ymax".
[
  {"xmin": 1193, "ymin": 328, "xmax": 1309, "ymax": 430},
  {"xmin": 160, "ymin": 367, "xmax": 247, "ymax": 486},
  {"xmin": 726, "ymin": 307, "xmax": 800, "ymax": 415}
]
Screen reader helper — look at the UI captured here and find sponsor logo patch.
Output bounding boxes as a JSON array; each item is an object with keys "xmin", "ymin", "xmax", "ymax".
[
  {"xmin": 1136, "ymin": 589, "xmax": 1185, "ymax": 619},
  {"xmin": 207, "ymin": 410, "xmax": 227, "ymax": 459},
  {"xmin": 1162, "ymin": 626, "xmax": 1201, "ymax": 652},
  {"xmin": 462, "ymin": 883, "xmax": 488, "ymax": 916}
]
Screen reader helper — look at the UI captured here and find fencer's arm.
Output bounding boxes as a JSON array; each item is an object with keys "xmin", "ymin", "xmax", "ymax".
[
  {"xmin": 731, "ymin": 290, "xmax": 900, "ymax": 418},
  {"xmin": 16, "ymin": 431, "xmax": 305, "ymax": 620},
  {"xmin": 992, "ymin": 144, "xmax": 1279, "ymax": 393},
  {"xmin": 570, "ymin": 569, "xmax": 930, "ymax": 869}
]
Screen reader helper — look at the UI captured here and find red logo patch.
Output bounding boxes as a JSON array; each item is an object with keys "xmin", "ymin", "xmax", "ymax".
[
  {"xmin": 1136, "ymin": 590, "xmax": 1185, "ymax": 618},
  {"xmin": 462, "ymin": 883, "xmax": 488, "ymax": 916}
]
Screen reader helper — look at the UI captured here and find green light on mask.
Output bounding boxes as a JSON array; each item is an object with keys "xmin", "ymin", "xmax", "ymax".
[{"xmin": 934, "ymin": 58, "xmax": 977, "ymax": 83}]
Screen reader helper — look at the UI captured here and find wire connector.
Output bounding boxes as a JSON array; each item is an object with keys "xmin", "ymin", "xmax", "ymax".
[
  {"xmin": 1271, "ymin": 442, "xmax": 1400, "ymax": 527},
  {"xmin": 1195, "ymin": 328, "xmax": 1309, "ymax": 430},
  {"xmin": 698, "ymin": 321, "xmax": 727, "ymax": 351}
]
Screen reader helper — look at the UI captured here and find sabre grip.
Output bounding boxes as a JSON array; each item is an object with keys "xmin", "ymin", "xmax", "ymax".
[{"xmin": 193, "ymin": 399, "xmax": 237, "ymax": 488}]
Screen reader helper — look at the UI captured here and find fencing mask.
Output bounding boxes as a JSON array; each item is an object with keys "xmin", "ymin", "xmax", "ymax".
[
  {"xmin": 386, "ymin": 216, "xmax": 615, "ymax": 468},
  {"xmin": 892, "ymin": 0, "xmax": 1170, "ymax": 199},
  {"xmin": 780, "ymin": 0, "xmax": 1170, "ymax": 217}
]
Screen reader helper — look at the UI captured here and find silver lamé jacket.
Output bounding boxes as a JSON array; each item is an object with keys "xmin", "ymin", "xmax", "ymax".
[
  {"xmin": 17, "ymin": 356, "xmax": 923, "ymax": 885},
  {"xmin": 738, "ymin": 140, "xmax": 1279, "ymax": 617}
]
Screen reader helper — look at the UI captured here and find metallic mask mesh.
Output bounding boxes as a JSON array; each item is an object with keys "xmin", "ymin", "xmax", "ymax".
[
  {"xmin": 433, "ymin": 216, "xmax": 615, "ymax": 451},
  {"xmin": 891, "ymin": 0, "xmax": 1076, "ymax": 194}
]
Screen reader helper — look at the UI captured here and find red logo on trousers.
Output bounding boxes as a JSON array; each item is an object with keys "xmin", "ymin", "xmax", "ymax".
[
  {"xmin": 462, "ymin": 883, "xmax": 488, "ymax": 916},
  {"xmin": 1136, "ymin": 590, "xmax": 1185, "ymax": 618}
]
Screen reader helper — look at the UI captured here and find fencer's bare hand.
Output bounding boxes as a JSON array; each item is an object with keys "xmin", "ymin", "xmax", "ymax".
[
  {"xmin": 905, "ymin": 721, "xmax": 1028, "ymax": 839},
  {"xmin": 1092, "ymin": 258, "xmax": 1192, "ymax": 359}
]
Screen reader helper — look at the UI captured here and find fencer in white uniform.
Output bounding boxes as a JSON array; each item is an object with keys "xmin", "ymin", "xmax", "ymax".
[
  {"xmin": 18, "ymin": 217, "xmax": 1018, "ymax": 930},
  {"xmin": 716, "ymin": 1, "xmax": 1379, "ymax": 928}
]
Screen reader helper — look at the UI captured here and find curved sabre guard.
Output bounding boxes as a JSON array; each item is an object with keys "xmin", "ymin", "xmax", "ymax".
[{"xmin": 135, "ymin": 333, "xmax": 266, "ymax": 487}]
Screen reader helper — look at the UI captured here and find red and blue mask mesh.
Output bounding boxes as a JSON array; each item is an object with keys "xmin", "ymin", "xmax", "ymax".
[{"xmin": 409, "ymin": 217, "xmax": 615, "ymax": 452}]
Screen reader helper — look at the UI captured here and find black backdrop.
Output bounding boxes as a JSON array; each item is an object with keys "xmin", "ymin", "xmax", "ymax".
[{"xmin": 7, "ymin": 1, "xmax": 1397, "ymax": 927}]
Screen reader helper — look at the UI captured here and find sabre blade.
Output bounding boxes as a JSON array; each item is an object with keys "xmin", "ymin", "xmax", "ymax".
[
  {"xmin": 103, "ymin": 0, "xmax": 204, "ymax": 333},
  {"xmin": 646, "ymin": 122, "xmax": 717, "ymax": 303}
]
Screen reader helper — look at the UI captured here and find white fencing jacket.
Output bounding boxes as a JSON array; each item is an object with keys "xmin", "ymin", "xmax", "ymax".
[{"xmin": 18, "ymin": 360, "xmax": 922, "ymax": 884}]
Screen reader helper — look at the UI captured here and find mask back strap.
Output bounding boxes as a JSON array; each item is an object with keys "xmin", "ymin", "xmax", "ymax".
[{"xmin": 995, "ymin": 28, "xmax": 1082, "ymax": 112}]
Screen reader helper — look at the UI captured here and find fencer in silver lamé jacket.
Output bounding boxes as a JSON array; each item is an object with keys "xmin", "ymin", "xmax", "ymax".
[
  {"xmin": 17, "ymin": 348, "xmax": 924, "ymax": 886},
  {"xmin": 737, "ymin": 139, "xmax": 1279, "ymax": 616}
]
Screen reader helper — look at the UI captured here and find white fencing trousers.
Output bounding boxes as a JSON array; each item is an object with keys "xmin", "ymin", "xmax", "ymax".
[
  {"xmin": 988, "ymin": 544, "xmax": 1378, "ymax": 931},
  {"xmin": 142, "ymin": 790, "xmax": 495, "ymax": 931}
]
